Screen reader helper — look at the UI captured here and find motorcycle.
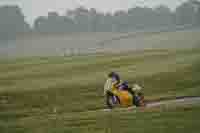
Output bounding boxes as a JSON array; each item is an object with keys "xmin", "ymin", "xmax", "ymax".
[{"xmin": 107, "ymin": 84, "xmax": 146, "ymax": 108}]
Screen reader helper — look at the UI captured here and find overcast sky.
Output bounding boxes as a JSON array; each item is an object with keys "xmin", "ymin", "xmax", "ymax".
[{"xmin": 0, "ymin": 0, "xmax": 189, "ymax": 25}]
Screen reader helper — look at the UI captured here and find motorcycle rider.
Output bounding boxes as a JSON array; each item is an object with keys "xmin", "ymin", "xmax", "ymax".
[
  {"xmin": 104, "ymin": 72, "xmax": 144, "ymax": 108},
  {"xmin": 104, "ymin": 72, "xmax": 120, "ymax": 109}
]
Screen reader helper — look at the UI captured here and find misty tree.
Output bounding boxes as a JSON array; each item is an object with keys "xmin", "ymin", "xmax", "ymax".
[
  {"xmin": 112, "ymin": 10, "xmax": 129, "ymax": 32},
  {"xmin": 32, "ymin": 0, "xmax": 200, "ymax": 34},
  {"xmin": 101, "ymin": 13, "xmax": 115, "ymax": 32},
  {"xmin": 34, "ymin": 16, "xmax": 47, "ymax": 33},
  {"xmin": 71, "ymin": 7, "xmax": 90, "ymax": 32},
  {"xmin": 154, "ymin": 5, "xmax": 174, "ymax": 27},
  {"xmin": 1, "ymin": 0, "xmax": 200, "ymax": 41},
  {"xmin": 190, "ymin": 0, "xmax": 200, "ymax": 25},
  {"xmin": 127, "ymin": 7, "xmax": 158, "ymax": 30},
  {"xmin": 175, "ymin": 1, "xmax": 197, "ymax": 25},
  {"xmin": 87, "ymin": 8, "xmax": 106, "ymax": 32},
  {"xmin": 0, "ymin": 5, "xmax": 30, "ymax": 40},
  {"xmin": 34, "ymin": 12, "xmax": 75, "ymax": 33},
  {"xmin": 91, "ymin": 11, "xmax": 112, "ymax": 32}
]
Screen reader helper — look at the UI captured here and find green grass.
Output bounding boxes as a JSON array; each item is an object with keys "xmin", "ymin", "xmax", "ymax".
[
  {"xmin": 0, "ymin": 48, "xmax": 200, "ymax": 133},
  {"xmin": 0, "ymin": 104, "xmax": 200, "ymax": 133}
]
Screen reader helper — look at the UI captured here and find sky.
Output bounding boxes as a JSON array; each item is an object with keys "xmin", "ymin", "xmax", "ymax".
[{"xmin": 0, "ymin": 0, "xmax": 189, "ymax": 25}]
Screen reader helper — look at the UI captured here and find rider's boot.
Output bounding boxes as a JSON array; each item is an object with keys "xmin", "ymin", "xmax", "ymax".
[{"xmin": 106, "ymin": 91, "xmax": 114, "ymax": 109}]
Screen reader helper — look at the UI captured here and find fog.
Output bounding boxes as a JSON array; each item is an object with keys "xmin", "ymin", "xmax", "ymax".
[{"xmin": 0, "ymin": 29, "xmax": 200, "ymax": 58}]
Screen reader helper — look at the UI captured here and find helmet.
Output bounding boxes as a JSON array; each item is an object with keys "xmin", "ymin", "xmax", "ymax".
[
  {"xmin": 122, "ymin": 81, "xmax": 129, "ymax": 88},
  {"xmin": 108, "ymin": 72, "xmax": 115, "ymax": 78}
]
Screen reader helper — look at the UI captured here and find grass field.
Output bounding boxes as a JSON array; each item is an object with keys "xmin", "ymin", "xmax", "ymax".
[{"xmin": 0, "ymin": 48, "xmax": 200, "ymax": 133}]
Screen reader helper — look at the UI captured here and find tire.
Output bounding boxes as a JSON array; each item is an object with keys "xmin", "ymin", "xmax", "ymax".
[{"xmin": 107, "ymin": 96, "xmax": 120, "ymax": 109}]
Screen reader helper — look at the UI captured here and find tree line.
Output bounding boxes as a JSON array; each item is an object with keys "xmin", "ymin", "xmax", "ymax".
[{"xmin": 0, "ymin": 0, "xmax": 200, "ymax": 41}]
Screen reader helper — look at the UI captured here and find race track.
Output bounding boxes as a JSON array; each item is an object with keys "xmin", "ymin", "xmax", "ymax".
[{"xmin": 101, "ymin": 96, "xmax": 200, "ymax": 112}]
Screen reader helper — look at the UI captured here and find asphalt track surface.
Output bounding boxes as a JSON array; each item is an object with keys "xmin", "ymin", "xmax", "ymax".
[
  {"xmin": 100, "ymin": 96, "xmax": 200, "ymax": 112},
  {"xmin": 42, "ymin": 96, "xmax": 200, "ymax": 118}
]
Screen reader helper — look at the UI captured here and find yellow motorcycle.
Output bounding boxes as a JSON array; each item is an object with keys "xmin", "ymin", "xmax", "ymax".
[{"xmin": 107, "ymin": 84, "xmax": 145, "ymax": 108}]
